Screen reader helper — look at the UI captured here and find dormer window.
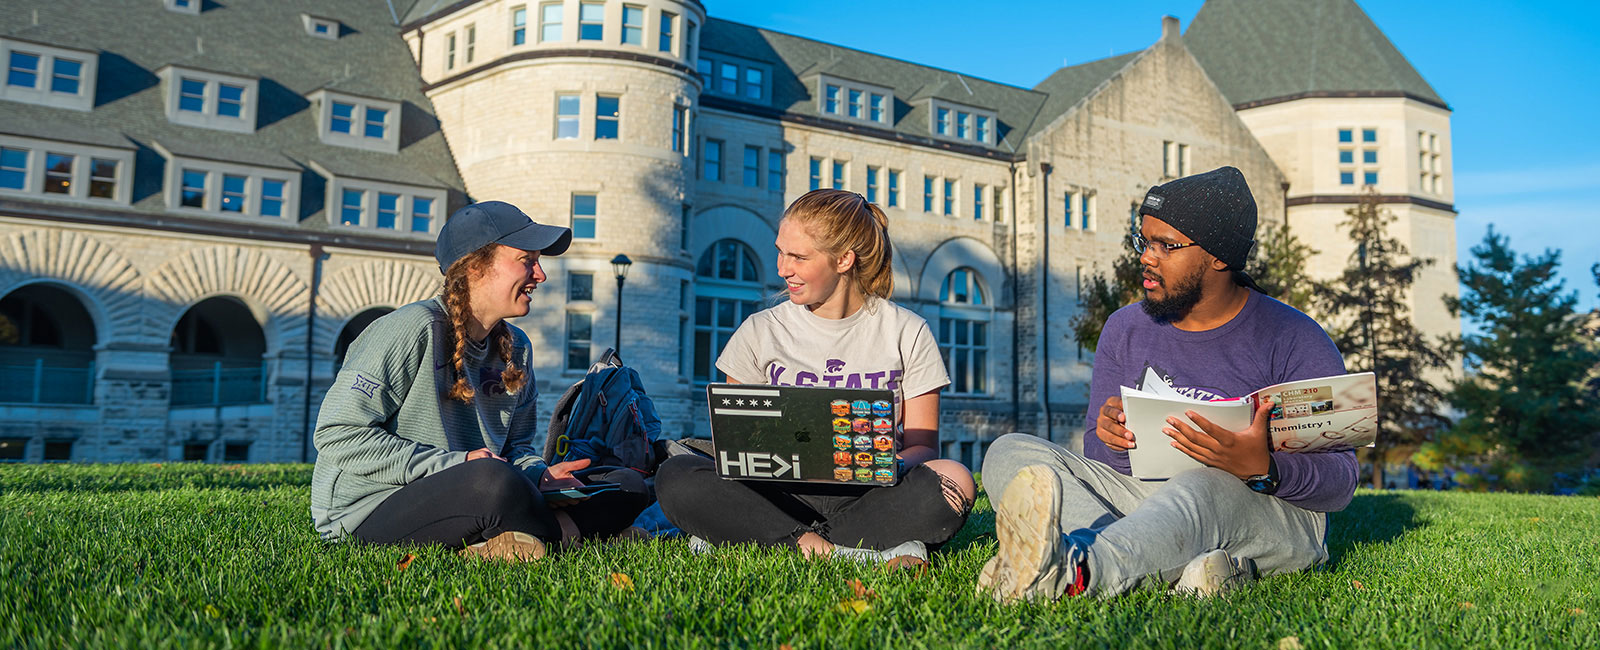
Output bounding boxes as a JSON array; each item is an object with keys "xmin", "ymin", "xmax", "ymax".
[
  {"xmin": 1, "ymin": 39, "xmax": 96, "ymax": 112},
  {"xmin": 814, "ymin": 75, "xmax": 892, "ymax": 127},
  {"xmin": 927, "ymin": 99, "xmax": 996, "ymax": 146},
  {"xmin": 302, "ymin": 15, "xmax": 341, "ymax": 40},
  {"xmin": 153, "ymin": 141, "xmax": 298, "ymax": 220},
  {"xmin": 698, "ymin": 53, "xmax": 770, "ymax": 103},
  {"xmin": 159, "ymin": 65, "xmax": 258, "ymax": 134},
  {"xmin": 310, "ymin": 89, "xmax": 400, "ymax": 154},
  {"xmin": 165, "ymin": 0, "xmax": 199, "ymax": 15},
  {"xmin": 311, "ymin": 161, "xmax": 446, "ymax": 236}
]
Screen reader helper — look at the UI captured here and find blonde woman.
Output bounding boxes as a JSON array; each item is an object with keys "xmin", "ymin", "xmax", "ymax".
[
  {"xmin": 310, "ymin": 201, "xmax": 648, "ymax": 560},
  {"xmin": 656, "ymin": 189, "xmax": 977, "ymax": 569}
]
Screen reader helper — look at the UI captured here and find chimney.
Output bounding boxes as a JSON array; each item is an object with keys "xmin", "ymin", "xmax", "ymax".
[{"xmin": 1162, "ymin": 15, "xmax": 1180, "ymax": 40}]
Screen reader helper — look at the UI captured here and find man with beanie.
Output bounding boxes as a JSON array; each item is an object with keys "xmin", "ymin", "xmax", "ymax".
[{"xmin": 976, "ymin": 166, "xmax": 1356, "ymax": 601}]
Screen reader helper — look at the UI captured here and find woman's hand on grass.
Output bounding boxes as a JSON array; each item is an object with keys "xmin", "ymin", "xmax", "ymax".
[{"xmin": 539, "ymin": 458, "xmax": 591, "ymax": 490}]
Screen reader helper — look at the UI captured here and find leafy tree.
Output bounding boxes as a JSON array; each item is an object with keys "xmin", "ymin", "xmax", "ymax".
[
  {"xmin": 1069, "ymin": 236, "xmax": 1142, "ymax": 352},
  {"xmin": 1420, "ymin": 229, "xmax": 1600, "ymax": 491},
  {"xmin": 1315, "ymin": 189, "xmax": 1452, "ymax": 489},
  {"xmin": 1245, "ymin": 222, "xmax": 1322, "ymax": 314}
]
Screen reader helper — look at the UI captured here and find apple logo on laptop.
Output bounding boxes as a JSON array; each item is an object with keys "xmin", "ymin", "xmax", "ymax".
[{"xmin": 793, "ymin": 428, "xmax": 812, "ymax": 443}]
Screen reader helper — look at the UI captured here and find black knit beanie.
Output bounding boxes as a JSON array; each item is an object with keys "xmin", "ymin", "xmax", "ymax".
[{"xmin": 1137, "ymin": 166, "xmax": 1257, "ymax": 270}]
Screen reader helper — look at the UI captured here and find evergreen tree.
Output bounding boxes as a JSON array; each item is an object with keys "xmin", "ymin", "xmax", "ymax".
[
  {"xmin": 1420, "ymin": 229, "xmax": 1600, "ymax": 491},
  {"xmin": 1315, "ymin": 189, "xmax": 1452, "ymax": 489},
  {"xmin": 1245, "ymin": 222, "xmax": 1322, "ymax": 314}
]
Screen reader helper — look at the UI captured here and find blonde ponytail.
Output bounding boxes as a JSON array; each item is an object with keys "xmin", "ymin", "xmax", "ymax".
[{"xmin": 781, "ymin": 189, "xmax": 894, "ymax": 300}]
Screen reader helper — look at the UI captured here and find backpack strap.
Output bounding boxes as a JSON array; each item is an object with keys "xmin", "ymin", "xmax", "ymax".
[{"xmin": 543, "ymin": 378, "xmax": 587, "ymax": 461}]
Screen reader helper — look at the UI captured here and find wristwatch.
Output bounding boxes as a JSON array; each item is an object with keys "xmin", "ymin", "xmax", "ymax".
[{"xmin": 1244, "ymin": 456, "xmax": 1280, "ymax": 495}]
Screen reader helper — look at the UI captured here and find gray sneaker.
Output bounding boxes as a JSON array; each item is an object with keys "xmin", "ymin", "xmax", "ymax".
[
  {"xmin": 1174, "ymin": 549, "xmax": 1257, "ymax": 597},
  {"xmin": 832, "ymin": 540, "xmax": 930, "ymax": 573},
  {"xmin": 687, "ymin": 535, "xmax": 713, "ymax": 554},
  {"xmin": 977, "ymin": 465, "xmax": 1088, "ymax": 602}
]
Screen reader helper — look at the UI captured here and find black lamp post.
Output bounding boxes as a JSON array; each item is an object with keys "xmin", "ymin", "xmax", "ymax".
[{"xmin": 610, "ymin": 254, "xmax": 633, "ymax": 355}]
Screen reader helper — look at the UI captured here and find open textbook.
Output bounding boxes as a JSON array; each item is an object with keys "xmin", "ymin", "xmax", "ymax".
[{"xmin": 1119, "ymin": 368, "xmax": 1378, "ymax": 479}]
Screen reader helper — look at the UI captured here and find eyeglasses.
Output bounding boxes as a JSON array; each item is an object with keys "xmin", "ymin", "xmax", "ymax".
[{"xmin": 1129, "ymin": 232, "xmax": 1200, "ymax": 259}]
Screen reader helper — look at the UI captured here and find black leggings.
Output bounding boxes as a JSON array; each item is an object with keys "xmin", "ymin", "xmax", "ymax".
[
  {"xmin": 351, "ymin": 459, "xmax": 651, "ymax": 547},
  {"xmin": 655, "ymin": 454, "xmax": 971, "ymax": 550}
]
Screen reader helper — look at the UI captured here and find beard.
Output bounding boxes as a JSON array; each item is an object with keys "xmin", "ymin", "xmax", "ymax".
[{"xmin": 1140, "ymin": 264, "xmax": 1206, "ymax": 322}]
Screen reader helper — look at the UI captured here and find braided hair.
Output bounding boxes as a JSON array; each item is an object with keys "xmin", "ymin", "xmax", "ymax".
[{"xmin": 440, "ymin": 244, "xmax": 528, "ymax": 402}]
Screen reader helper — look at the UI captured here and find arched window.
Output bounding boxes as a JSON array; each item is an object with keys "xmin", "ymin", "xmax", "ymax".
[
  {"xmin": 333, "ymin": 307, "xmax": 393, "ymax": 373},
  {"xmin": 693, "ymin": 239, "xmax": 763, "ymax": 384},
  {"xmin": 938, "ymin": 268, "xmax": 989, "ymax": 395},
  {"xmin": 0, "ymin": 284, "xmax": 96, "ymax": 405},
  {"xmin": 169, "ymin": 296, "xmax": 268, "ymax": 407}
]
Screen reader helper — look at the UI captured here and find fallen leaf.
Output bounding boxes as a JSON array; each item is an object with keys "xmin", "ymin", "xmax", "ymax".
[
  {"xmin": 610, "ymin": 572, "xmax": 634, "ymax": 591},
  {"xmin": 847, "ymin": 578, "xmax": 877, "ymax": 600},
  {"xmin": 396, "ymin": 554, "xmax": 416, "ymax": 571},
  {"xmin": 836, "ymin": 599, "xmax": 872, "ymax": 614},
  {"xmin": 779, "ymin": 645, "xmax": 794, "ymax": 650},
  {"xmin": 204, "ymin": 604, "xmax": 221, "ymax": 619},
  {"xmin": 1351, "ymin": 580, "xmax": 1365, "ymax": 590},
  {"xmin": 1458, "ymin": 602, "xmax": 1475, "ymax": 610},
  {"xmin": 1277, "ymin": 636, "xmax": 1303, "ymax": 650},
  {"xmin": 424, "ymin": 617, "xmax": 437, "ymax": 623},
  {"xmin": 454, "ymin": 596, "xmax": 469, "ymax": 619},
  {"xmin": 1572, "ymin": 608, "xmax": 1585, "ymax": 616},
  {"xmin": 1527, "ymin": 517, "xmax": 1542, "ymax": 523}
]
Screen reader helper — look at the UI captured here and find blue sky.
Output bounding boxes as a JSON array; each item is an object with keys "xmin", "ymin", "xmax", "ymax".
[{"xmin": 715, "ymin": 0, "xmax": 1600, "ymax": 315}]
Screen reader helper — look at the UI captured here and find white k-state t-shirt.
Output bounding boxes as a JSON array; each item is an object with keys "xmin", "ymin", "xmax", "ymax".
[{"xmin": 715, "ymin": 297, "xmax": 951, "ymax": 424}]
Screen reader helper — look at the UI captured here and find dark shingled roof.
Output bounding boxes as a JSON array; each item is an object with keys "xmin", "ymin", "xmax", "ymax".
[
  {"xmin": 700, "ymin": 18, "xmax": 1048, "ymax": 154},
  {"xmin": 1027, "ymin": 51, "xmax": 1143, "ymax": 138},
  {"xmin": 1184, "ymin": 0, "xmax": 1446, "ymax": 108},
  {"xmin": 0, "ymin": 0, "xmax": 464, "ymax": 229}
]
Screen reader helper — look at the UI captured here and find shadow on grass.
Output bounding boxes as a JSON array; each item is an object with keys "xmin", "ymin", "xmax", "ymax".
[
  {"xmin": 0, "ymin": 464, "xmax": 313, "ymax": 494},
  {"xmin": 1323, "ymin": 492, "xmax": 1421, "ymax": 568}
]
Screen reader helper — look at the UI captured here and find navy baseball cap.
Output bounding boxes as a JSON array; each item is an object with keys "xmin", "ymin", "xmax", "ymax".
[{"xmin": 434, "ymin": 200, "xmax": 572, "ymax": 273}]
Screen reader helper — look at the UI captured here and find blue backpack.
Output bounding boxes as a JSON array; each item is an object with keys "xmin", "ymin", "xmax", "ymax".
[{"xmin": 543, "ymin": 349, "xmax": 664, "ymax": 473}]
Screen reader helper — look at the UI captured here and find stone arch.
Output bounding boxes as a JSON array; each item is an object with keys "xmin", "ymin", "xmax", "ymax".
[
  {"xmin": 0, "ymin": 229, "xmax": 142, "ymax": 346},
  {"xmin": 691, "ymin": 204, "xmax": 778, "ymax": 288},
  {"xmin": 315, "ymin": 260, "xmax": 439, "ymax": 351},
  {"xmin": 918, "ymin": 237, "xmax": 1009, "ymax": 309},
  {"xmin": 147, "ymin": 247, "xmax": 309, "ymax": 356}
]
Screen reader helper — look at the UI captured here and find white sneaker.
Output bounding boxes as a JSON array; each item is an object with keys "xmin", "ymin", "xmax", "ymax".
[
  {"xmin": 977, "ymin": 465, "xmax": 1088, "ymax": 602},
  {"xmin": 1174, "ymin": 549, "xmax": 1257, "ymax": 597},
  {"xmin": 832, "ymin": 540, "xmax": 930, "ymax": 573},
  {"xmin": 687, "ymin": 535, "xmax": 713, "ymax": 554}
]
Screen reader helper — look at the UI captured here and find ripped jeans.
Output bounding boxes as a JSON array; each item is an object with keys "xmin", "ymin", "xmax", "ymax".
[{"xmin": 655, "ymin": 454, "xmax": 972, "ymax": 550}]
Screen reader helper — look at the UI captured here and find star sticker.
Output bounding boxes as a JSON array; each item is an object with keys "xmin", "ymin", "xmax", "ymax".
[
  {"xmin": 736, "ymin": 399, "xmax": 745, "ymax": 406},
  {"xmin": 722, "ymin": 399, "xmax": 731, "ymax": 405},
  {"xmin": 764, "ymin": 400, "xmax": 773, "ymax": 407}
]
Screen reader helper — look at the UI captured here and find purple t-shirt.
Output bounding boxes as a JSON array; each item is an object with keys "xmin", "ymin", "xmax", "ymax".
[{"xmin": 1085, "ymin": 290, "xmax": 1358, "ymax": 512}]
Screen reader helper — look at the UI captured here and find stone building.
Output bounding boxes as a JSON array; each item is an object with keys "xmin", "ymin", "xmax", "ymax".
[{"xmin": 0, "ymin": 0, "xmax": 1453, "ymax": 468}]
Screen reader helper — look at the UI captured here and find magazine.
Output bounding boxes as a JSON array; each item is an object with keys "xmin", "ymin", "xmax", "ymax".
[{"xmin": 1119, "ymin": 368, "xmax": 1378, "ymax": 479}]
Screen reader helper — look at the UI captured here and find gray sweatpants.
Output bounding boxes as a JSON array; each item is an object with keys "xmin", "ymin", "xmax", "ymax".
[{"xmin": 981, "ymin": 433, "xmax": 1328, "ymax": 597}]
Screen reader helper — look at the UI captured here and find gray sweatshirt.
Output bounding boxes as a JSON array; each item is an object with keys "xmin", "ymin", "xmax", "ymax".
[{"xmin": 309, "ymin": 298, "xmax": 544, "ymax": 540}]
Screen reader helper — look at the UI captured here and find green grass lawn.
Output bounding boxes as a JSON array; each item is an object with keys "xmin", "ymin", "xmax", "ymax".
[{"xmin": 2, "ymin": 464, "xmax": 1596, "ymax": 649}]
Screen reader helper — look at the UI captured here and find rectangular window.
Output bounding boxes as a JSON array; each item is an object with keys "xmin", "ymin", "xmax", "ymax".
[
  {"xmin": 1363, "ymin": 149, "xmax": 1377, "ymax": 164},
  {"xmin": 848, "ymin": 89, "xmax": 862, "ymax": 118},
  {"xmin": 579, "ymin": 2, "xmax": 604, "ymax": 41},
  {"xmin": 887, "ymin": 170, "xmax": 900, "ymax": 208},
  {"xmin": 44, "ymin": 439, "xmax": 74, "ymax": 462},
  {"xmin": 703, "ymin": 139, "xmax": 721, "ymax": 181},
  {"xmin": 0, "ymin": 438, "xmax": 25, "ymax": 461},
  {"xmin": 222, "ymin": 442, "xmax": 249, "ymax": 463},
  {"xmin": 719, "ymin": 63, "xmax": 737, "ymax": 95},
  {"xmin": 956, "ymin": 111, "xmax": 970, "ymax": 139},
  {"xmin": 260, "ymin": 178, "xmax": 285, "ymax": 217},
  {"xmin": 594, "ymin": 95, "xmax": 619, "ymax": 139},
  {"xmin": 364, "ymin": 107, "xmax": 387, "ymax": 138},
  {"xmin": 411, "ymin": 196, "xmax": 433, "ymax": 232},
  {"xmin": 571, "ymin": 193, "xmax": 597, "ymax": 238},
  {"xmin": 376, "ymin": 192, "xmax": 399, "ymax": 228},
  {"xmin": 976, "ymin": 115, "xmax": 989, "ymax": 143},
  {"xmin": 943, "ymin": 179, "xmax": 955, "ymax": 216},
  {"xmin": 1164, "ymin": 141, "xmax": 1175, "ymax": 176},
  {"xmin": 866, "ymin": 165, "xmax": 879, "ymax": 203},
  {"xmin": 767, "ymin": 150, "xmax": 783, "ymax": 191},
  {"xmin": 831, "ymin": 160, "xmax": 845, "ymax": 190},
  {"xmin": 513, "ymin": 6, "xmax": 527, "ymax": 45},
  {"xmin": 696, "ymin": 59, "xmax": 711, "ymax": 85},
  {"xmin": 824, "ymin": 84, "xmax": 839, "ymax": 114},
  {"xmin": 1338, "ymin": 149, "xmax": 1353, "ymax": 165},
  {"xmin": 1338, "ymin": 128, "xmax": 1352, "ymax": 143},
  {"xmin": 1364, "ymin": 170, "xmax": 1378, "ymax": 185},
  {"xmin": 179, "ymin": 78, "xmax": 206, "ymax": 112},
  {"xmin": 622, "ymin": 5, "xmax": 644, "ymax": 46},
  {"xmin": 744, "ymin": 68, "xmax": 762, "ymax": 100},
  {"xmin": 870, "ymin": 93, "xmax": 885, "ymax": 122},
  {"xmin": 181, "ymin": 169, "xmax": 206, "ymax": 208},
  {"xmin": 680, "ymin": 203, "xmax": 690, "ymax": 250},
  {"xmin": 330, "ymin": 102, "xmax": 354, "ymax": 134},
  {"xmin": 1362, "ymin": 128, "xmax": 1377, "ymax": 143},
  {"xmin": 220, "ymin": 174, "xmax": 246, "ymax": 212},
  {"xmin": 566, "ymin": 311, "xmax": 593, "ymax": 370},
  {"xmin": 0, "ymin": 147, "xmax": 26, "ymax": 190},
  {"xmin": 1340, "ymin": 171, "xmax": 1354, "ymax": 185},
  {"xmin": 87, "ymin": 158, "xmax": 117, "ymax": 199},
  {"xmin": 466, "ymin": 24, "xmax": 477, "ymax": 63},
  {"xmin": 936, "ymin": 108, "xmax": 950, "ymax": 135},
  {"xmin": 973, "ymin": 183, "xmax": 984, "ymax": 220},
  {"xmin": 51, "ymin": 58, "xmax": 81, "ymax": 94},
  {"xmin": 568, "ymin": 272, "xmax": 594, "ymax": 301},
  {"xmin": 686, "ymin": 20, "xmax": 696, "ymax": 60},
  {"xmin": 446, "ymin": 33, "xmax": 457, "ymax": 69},
  {"xmin": 7, "ymin": 51, "xmax": 39, "ymax": 88},
  {"xmin": 809, "ymin": 157, "xmax": 821, "ymax": 190},
  {"xmin": 660, "ymin": 11, "xmax": 675, "ymax": 53},
  {"xmin": 743, "ymin": 145, "xmax": 760, "ymax": 187},
  {"xmin": 556, "ymin": 93, "xmax": 580, "ymax": 139},
  {"xmin": 923, "ymin": 175, "xmax": 934, "ymax": 212},
  {"xmin": 993, "ymin": 185, "xmax": 1004, "ymax": 222},
  {"xmin": 43, "ymin": 153, "xmax": 72, "ymax": 195},
  {"xmin": 1081, "ymin": 194, "xmax": 1093, "ymax": 230},
  {"xmin": 1063, "ymin": 191, "xmax": 1074, "ymax": 229},
  {"xmin": 540, "ymin": 3, "xmax": 563, "ymax": 42},
  {"xmin": 214, "ymin": 85, "xmax": 241, "ymax": 119},
  {"xmin": 671, "ymin": 104, "xmax": 685, "ymax": 153},
  {"xmin": 340, "ymin": 188, "xmax": 362, "ymax": 224}
]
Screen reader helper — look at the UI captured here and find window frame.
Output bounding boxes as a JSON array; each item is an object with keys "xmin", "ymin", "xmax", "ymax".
[
  {"xmin": 0, "ymin": 134, "xmax": 134, "ymax": 204},
  {"xmin": 159, "ymin": 65, "xmax": 259, "ymax": 134},
  {"xmin": 571, "ymin": 192, "xmax": 599, "ymax": 239},
  {"xmin": 539, "ymin": 2, "xmax": 564, "ymax": 43},
  {"xmin": 594, "ymin": 93, "xmax": 621, "ymax": 140},
  {"xmin": 813, "ymin": 74, "xmax": 892, "ymax": 125},
  {"xmin": 0, "ymin": 38, "xmax": 97, "ymax": 112},
  {"xmin": 927, "ymin": 98, "xmax": 996, "ymax": 145},
  {"xmin": 314, "ymin": 164, "xmax": 444, "ymax": 235},
  {"xmin": 310, "ymin": 89, "xmax": 400, "ymax": 153},
  {"xmin": 938, "ymin": 267, "xmax": 992, "ymax": 396}
]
